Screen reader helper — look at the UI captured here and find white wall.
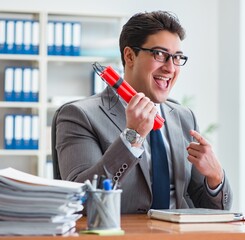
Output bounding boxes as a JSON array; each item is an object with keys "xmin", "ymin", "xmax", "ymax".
[
  {"xmin": 1, "ymin": 0, "xmax": 244, "ymax": 211},
  {"xmin": 239, "ymin": 0, "xmax": 245, "ymax": 213},
  {"xmin": 218, "ymin": 0, "xmax": 245, "ymax": 212}
]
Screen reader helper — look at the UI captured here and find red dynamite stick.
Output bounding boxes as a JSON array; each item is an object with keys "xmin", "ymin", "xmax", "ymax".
[{"xmin": 100, "ymin": 66, "xmax": 165, "ymax": 130}]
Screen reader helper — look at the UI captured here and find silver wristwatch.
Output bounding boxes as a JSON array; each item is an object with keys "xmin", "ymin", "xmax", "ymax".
[{"xmin": 123, "ymin": 128, "xmax": 145, "ymax": 145}]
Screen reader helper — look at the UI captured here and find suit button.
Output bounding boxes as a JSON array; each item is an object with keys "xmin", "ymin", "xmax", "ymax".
[
  {"xmin": 113, "ymin": 176, "xmax": 119, "ymax": 182},
  {"xmin": 122, "ymin": 163, "xmax": 128, "ymax": 169},
  {"xmin": 224, "ymin": 193, "xmax": 228, "ymax": 202},
  {"xmin": 119, "ymin": 167, "xmax": 124, "ymax": 173}
]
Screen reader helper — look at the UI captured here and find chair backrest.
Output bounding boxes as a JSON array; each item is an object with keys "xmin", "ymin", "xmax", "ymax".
[
  {"xmin": 51, "ymin": 99, "xmax": 81, "ymax": 179},
  {"xmin": 51, "ymin": 108, "xmax": 62, "ymax": 179}
]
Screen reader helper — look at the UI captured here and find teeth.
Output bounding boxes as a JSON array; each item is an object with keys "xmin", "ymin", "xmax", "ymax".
[{"xmin": 155, "ymin": 76, "xmax": 170, "ymax": 81}]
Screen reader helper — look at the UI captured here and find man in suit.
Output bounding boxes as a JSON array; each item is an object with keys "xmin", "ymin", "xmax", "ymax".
[{"xmin": 55, "ymin": 11, "xmax": 232, "ymax": 213}]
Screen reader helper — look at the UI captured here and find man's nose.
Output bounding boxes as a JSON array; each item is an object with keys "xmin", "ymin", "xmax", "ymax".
[{"xmin": 162, "ymin": 56, "xmax": 175, "ymax": 72}]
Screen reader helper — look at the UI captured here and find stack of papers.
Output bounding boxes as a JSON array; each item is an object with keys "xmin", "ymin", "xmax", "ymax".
[{"xmin": 0, "ymin": 167, "xmax": 86, "ymax": 236}]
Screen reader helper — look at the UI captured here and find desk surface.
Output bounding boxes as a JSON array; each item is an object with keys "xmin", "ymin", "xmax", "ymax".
[{"xmin": 4, "ymin": 214, "xmax": 245, "ymax": 240}]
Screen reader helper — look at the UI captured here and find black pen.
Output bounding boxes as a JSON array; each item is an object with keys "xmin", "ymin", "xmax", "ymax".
[{"xmin": 97, "ymin": 175, "xmax": 106, "ymax": 189}]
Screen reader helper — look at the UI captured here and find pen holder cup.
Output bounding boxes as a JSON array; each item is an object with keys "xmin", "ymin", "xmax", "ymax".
[{"xmin": 86, "ymin": 189, "xmax": 122, "ymax": 230}]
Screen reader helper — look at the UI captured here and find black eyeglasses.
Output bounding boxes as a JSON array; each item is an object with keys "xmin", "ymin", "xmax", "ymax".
[{"xmin": 131, "ymin": 46, "xmax": 188, "ymax": 66}]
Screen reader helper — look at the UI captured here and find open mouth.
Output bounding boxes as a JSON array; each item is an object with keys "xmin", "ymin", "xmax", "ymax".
[{"xmin": 153, "ymin": 75, "xmax": 171, "ymax": 89}]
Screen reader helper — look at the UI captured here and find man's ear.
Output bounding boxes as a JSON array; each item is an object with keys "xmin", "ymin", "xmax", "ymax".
[{"xmin": 124, "ymin": 47, "xmax": 135, "ymax": 67}]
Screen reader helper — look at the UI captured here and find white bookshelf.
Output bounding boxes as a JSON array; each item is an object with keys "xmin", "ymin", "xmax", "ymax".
[{"xmin": 0, "ymin": 9, "xmax": 124, "ymax": 177}]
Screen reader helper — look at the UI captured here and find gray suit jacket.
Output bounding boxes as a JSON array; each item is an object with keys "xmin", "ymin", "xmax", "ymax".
[{"xmin": 56, "ymin": 87, "xmax": 232, "ymax": 213}]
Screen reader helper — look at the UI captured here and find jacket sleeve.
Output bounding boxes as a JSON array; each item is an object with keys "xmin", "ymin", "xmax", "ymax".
[
  {"xmin": 56, "ymin": 102, "xmax": 139, "ymax": 184},
  {"xmin": 185, "ymin": 107, "xmax": 233, "ymax": 210}
]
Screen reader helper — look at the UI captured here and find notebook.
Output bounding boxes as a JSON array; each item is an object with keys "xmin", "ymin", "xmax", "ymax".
[{"xmin": 147, "ymin": 208, "xmax": 243, "ymax": 223}]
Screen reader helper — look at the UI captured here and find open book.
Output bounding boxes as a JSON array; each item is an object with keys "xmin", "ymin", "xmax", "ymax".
[{"xmin": 147, "ymin": 208, "xmax": 243, "ymax": 223}]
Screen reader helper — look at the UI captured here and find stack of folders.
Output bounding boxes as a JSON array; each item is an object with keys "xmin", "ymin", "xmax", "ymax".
[
  {"xmin": 47, "ymin": 21, "xmax": 81, "ymax": 56},
  {"xmin": 0, "ymin": 18, "xmax": 39, "ymax": 55},
  {"xmin": 4, "ymin": 67, "xmax": 39, "ymax": 102},
  {"xmin": 4, "ymin": 114, "xmax": 39, "ymax": 149},
  {"xmin": 0, "ymin": 168, "xmax": 86, "ymax": 236}
]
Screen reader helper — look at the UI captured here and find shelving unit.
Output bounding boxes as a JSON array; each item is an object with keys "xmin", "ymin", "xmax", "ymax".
[{"xmin": 0, "ymin": 10, "xmax": 124, "ymax": 177}]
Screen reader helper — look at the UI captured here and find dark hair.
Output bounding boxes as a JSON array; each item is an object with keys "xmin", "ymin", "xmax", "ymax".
[{"xmin": 119, "ymin": 11, "xmax": 186, "ymax": 67}]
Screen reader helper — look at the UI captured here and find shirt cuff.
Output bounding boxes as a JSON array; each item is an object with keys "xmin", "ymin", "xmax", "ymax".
[
  {"xmin": 205, "ymin": 176, "xmax": 224, "ymax": 196},
  {"xmin": 120, "ymin": 132, "xmax": 144, "ymax": 158}
]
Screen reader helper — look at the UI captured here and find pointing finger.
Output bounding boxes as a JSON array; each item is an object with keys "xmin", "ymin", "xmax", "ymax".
[{"xmin": 189, "ymin": 130, "xmax": 208, "ymax": 146}]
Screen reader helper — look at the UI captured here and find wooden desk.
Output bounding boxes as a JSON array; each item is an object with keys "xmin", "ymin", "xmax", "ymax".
[{"xmin": 3, "ymin": 214, "xmax": 245, "ymax": 240}]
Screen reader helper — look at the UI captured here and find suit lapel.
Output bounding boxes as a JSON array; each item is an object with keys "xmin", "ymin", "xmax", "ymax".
[
  {"xmin": 99, "ymin": 87, "xmax": 126, "ymax": 132},
  {"xmin": 99, "ymin": 87, "xmax": 151, "ymax": 192},
  {"xmin": 162, "ymin": 103, "xmax": 186, "ymax": 208}
]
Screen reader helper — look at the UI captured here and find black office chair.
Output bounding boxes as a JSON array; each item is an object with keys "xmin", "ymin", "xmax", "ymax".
[
  {"xmin": 51, "ymin": 100, "xmax": 80, "ymax": 180},
  {"xmin": 51, "ymin": 107, "xmax": 62, "ymax": 180}
]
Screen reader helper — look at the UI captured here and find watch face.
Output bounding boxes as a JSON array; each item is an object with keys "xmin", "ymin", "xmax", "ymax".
[{"xmin": 126, "ymin": 129, "xmax": 137, "ymax": 143}]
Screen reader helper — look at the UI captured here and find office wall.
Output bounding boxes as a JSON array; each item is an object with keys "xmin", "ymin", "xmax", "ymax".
[
  {"xmin": 240, "ymin": 0, "xmax": 245, "ymax": 213},
  {"xmin": 218, "ymin": 0, "xmax": 245, "ymax": 212},
  {"xmin": 2, "ymin": 0, "xmax": 244, "ymax": 211}
]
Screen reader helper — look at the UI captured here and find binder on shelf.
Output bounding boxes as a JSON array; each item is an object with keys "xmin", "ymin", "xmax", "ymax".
[
  {"xmin": 31, "ymin": 115, "xmax": 39, "ymax": 149},
  {"xmin": 14, "ymin": 20, "xmax": 24, "ymax": 54},
  {"xmin": 54, "ymin": 21, "xmax": 63, "ymax": 55},
  {"xmin": 4, "ymin": 67, "xmax": 14, "ymax": 101},
  {"xmin": 32, "ymin": 20, "xmax": 39, "ymax": 55},
  {"xmin": 72, "ymin": 22, "xmax": 81, "ymax": 56},
  {"xmin": 45, "ymin": 159, "xmax": 54, "ymax": 179},
  {"xmin": 4, "ymin": 115, "xmax": 14, "ymax": 149},
  {"xmin": 6, "ymin": 19, "xmax": 15, "ymax": 54},
  {"xmin": 63, "ymin": 21, "xmax": 72, "ymax": 56},
  {"xmin": 13, "ymin": 67, "xmax": 23, "ymax": 101},
  {"xmin": 0, "ymin": 19, "xmax": 6, "ymax": 53},
  {"xmin": 46, "ymin": 126, "xmax": 51, "ymax": 153},
  {"xmin": 31, "ymin": 68, "xmax": 39, "ymax": 102},
  {"xmin": 23, "ymin": 115, "xmax": 32, "ymax": 149},
  {"xmin": 47, "ymin": 21, "xmax": 55, "ymax": 55},
  {"xmin": 92, "ymin": 70, "xmax": 107, "ymax": 95},
  {"xmin": 23, "ymin": 67, "xmax": 32, "ymax": 102},
  {"xmin": 14, "ymin": 115, "xmax": 23, "ymax": 149},
  {"xmin": 23, "ymin": 20, "xmax": 32, "ymax": 54}
]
